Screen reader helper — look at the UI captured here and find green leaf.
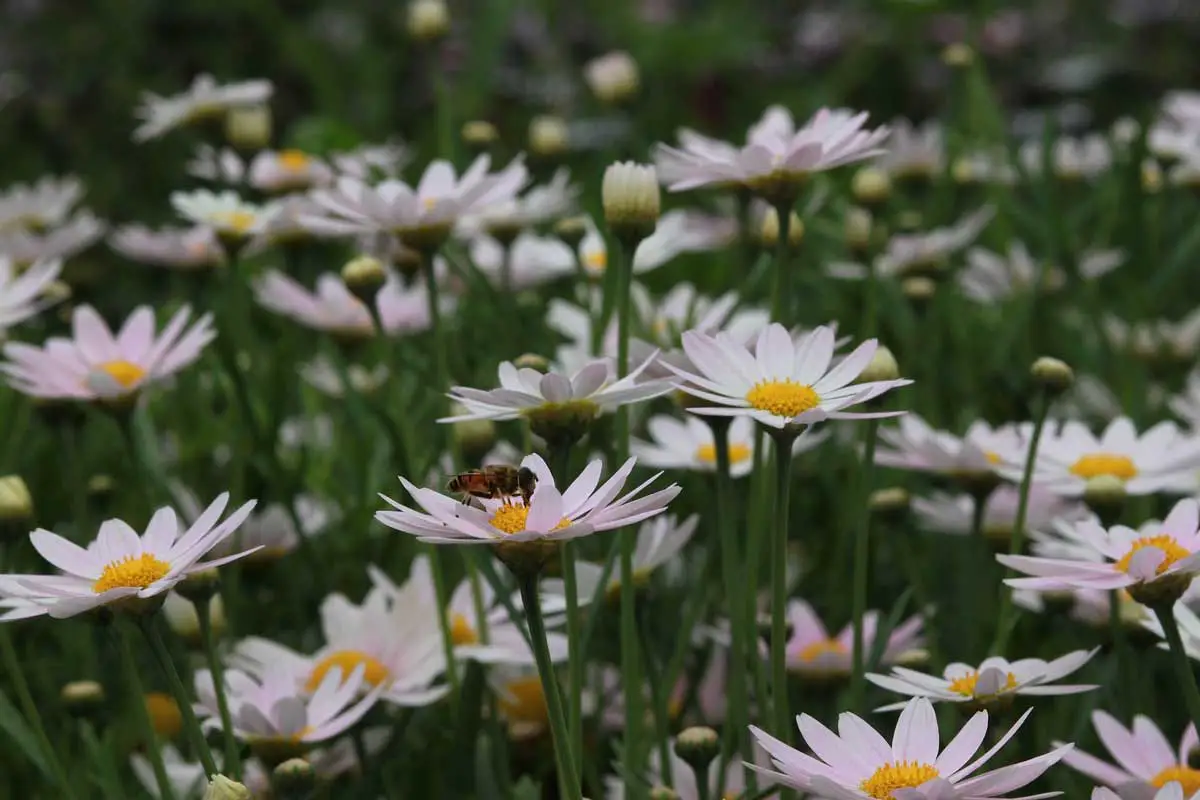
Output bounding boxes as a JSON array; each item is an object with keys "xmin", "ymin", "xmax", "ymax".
[{"xmin": 0, "ymin": 686, "xmax": 52, "ymax": 778}]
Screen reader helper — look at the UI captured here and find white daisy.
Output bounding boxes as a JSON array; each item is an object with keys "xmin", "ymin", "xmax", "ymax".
[
  {"xmin": 329, "ymin": 140, "xmax": 410, "ymax": 181},
  {"xmin": 875, "ymin": 415, "xmax": 1016, "ymax": 479},
  {"xmin": 376, "ymin": 453, "xmax": 680, "ymax": 546},
  {"xmin": 0, "ymin": 493, "xmax": 257, "ymax": 619},
  {"xmin": 874, "ymin": 119, "xmax": 944, "ymax": 180},
  {"xmin": 170, "ymin": 190, "xmax": 277, "ymax": 240},
  {"xmin": 299, "ymin": 357, "xmax": 389, "ymax": 397},
  {"xmin": 668, "ymin": 323, "xmax": 911, "ymax": 430},
  {"xmin": 468, "ymin": 232, "xmax": 578, "ymax": 290},
  {"xmin": 130, "ymin": 744, "xmax": 208, "ymax": 799},
  {"xmin": 1103, "ymin": 310, "xmax": 1200, "ymax": 362},
  {"xmin": 109, "ymin": 225, "xmax": 224, "ymax": 271},
  {"xmin": 0, "ymin": 257, "xmax": 61, "ymax": 333},
  {"xmin": 186, "ymin": 145, "xmax": 246, "ymax": 184},
  {"xmin": 133, "ymin": 74, "xmax": 273, "ymax": 141},
  {"xmin": 959, "ymin": 243, "xmax": 1124, "ymax": 303},
  {"xmin": 632, "ymin": 413, "xmax": 827, "ymax": 477},
  {"xmin": 0, "ymin": 212, "xmax": 106, "ymax": 265},
  {"xmin": 868, "ymin": 649, "xmax": 1098, "ymax": 711},
  {"xmin": 248, "ymin": 149, "xmax": 335, "ymax": 193},
  {"xmin": 551, "ymin": 514, "xmax": 699, "ymax": 600},
  {"xmin": 1019, "ymin": 134, "xmax": 1113, "ymax": 180},
  {"xmin": 828, "ymin": 207, "xmax": 994, "ymax": 280},
  {"xmin": 0, "ymin": 176, "xmax": 85, "ymax": 230},
  {"xmin": 912, "ymin": 486, "xmax": 1089, "ymax": 543},
  {"xmin": 458, "ymin": 168, "xmax": 578, "ymax": 236}
]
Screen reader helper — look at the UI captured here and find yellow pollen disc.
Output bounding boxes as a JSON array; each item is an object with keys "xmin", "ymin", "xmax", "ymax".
[
  {"xmin": 278, "ymin": 149, "xmax": 310, "ymax": 171},
  {"xmin": 797, "ymin": 638, "xmax": 848, "ymax": 663},
  {"xmin": 1068, "ymin": 453, "xmax": 1138, "ymax": 481},
  {"xmin": 584, "ymin": 249, "xmax": 607, "ymax": 274},
  {"xmin": 498, "ymin": 676, "xmax": 548, "ymax": 725},
  {"xmin": 97, "ymin": 360, "xmax": 147, "ymax": 389},
  {"xmin": 745, "ymin": 380, "xmax": 820, "ymax": 419},
  {"xmin": 306, "ymin": 650, "xmax": 391, "ymax": 691},
  {"xmin": 422, "ymin": 197, "xmax": 438, "ymax": 210},
  {"xmin": 695, "ymin": 442, "xmax": 753, "ymax": 465},
  {"xmin": 92, "ymin": 553, "xmax": 170, "ymax": 593},
  {"xmin": 144, "ymin": 692, "xmax": 182, "ymax": 739},
  {"xmin": 947, "ymin": 670, "xmax": 1018, "ymax": 697},
  {"xmin": 1151, "ymin": 765, "xmax": 1200, "ymax": 794},
  {"xmin": 213, "ymin": 210, "xmax": 257, "ymax": 233},
  {"xmin": 860, "ymin": 761, "xmax": 941, "ymax": 799},
  {"xmin": 451, "ymin": 613, "xmax": 478, "ymax": 645},
  {"xmin": 1115, "ymin": 535, "xmax": 1191, "ymax": 576},
  {"xmin": 488, "ymin": 505, "xmax": 570, "ymax": 536},
  {"xmin": 985, "ymin": 451, "xmax": 1001, "ymax": 464}
]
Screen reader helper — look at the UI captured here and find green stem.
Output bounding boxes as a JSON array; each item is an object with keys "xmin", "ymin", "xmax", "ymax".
[
  {"xmin": 196, "ymin": 597, "xmax": 241, "ymax": 779},
  {"xmin": 1109, "ymin": 591, "xmax": 1129, "ymax": 716},
  {"xmin": 517, "ymin": 576, "xmax": 582, "ymax": 800},
  {"xmin": 420, "ymin": 251, "xmax": 450, "ymax": 393},
  {"xmin": 850, "ymin": 419, "xmax": 880, "ymax": 712},
  {"xmin": 137, "ymin": 617, "xmax": 219, "ymax": 778},
  {"xmin": 769, "ymin": 427, "xmax": 798, "ymax": 739},
  {"xmin": 548, "ymin": 444, "xmax": 584, "ymax": 772},
  {"xmin": 991, "ymin": 392, "xmax": 1052, "ymax": 655},
  {"xmin": 693, "ymin": 761, "xmax": 712, "ymax": 800},
  {"xmin": 0, "ymin": 627, "xmax": 75, "ymax": 798},
  {"xmin": 1152, "ymin": 604, "xmax": 1200, "ymax": 738},
  {"xmin": 429, "ymin": 546, "xmax": 461, "ymax": 713},
  {"xmin": 770, "ymin": 201, "xmax": 794, "ymax": 323},
  {"xmin": 117, "ymin": 625, "xmax": 176, "ymax": 800},
  {"xmin": 636, "ymin": 607, "xmax": 673, "ymax": 787},
  {"xmin": 79, "ymin": 720, "xmax": 122, "ymax": 800}
]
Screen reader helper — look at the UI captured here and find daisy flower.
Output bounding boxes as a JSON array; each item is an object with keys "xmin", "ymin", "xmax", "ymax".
[
  {"xmin": 784, "ymin": 599, "xmax": 925, "ymax": 679},
  {"xmin": 467, "ymin": 232, "xmax": 578, "ymax": 290},
  {"xmin": 828, "ymin": 207, "xmax": 994, "ymax": 281},
  {"xmin": 253, "ymin": 270, "xmax": 448, "ymax": 339},
  {"xmin": 1019, "ymin": 135, "xmax": 1113, "ymax": 180},
  {"xmin": 299, "ymin": 357, "xmax": 389, "ymax": 397},
  {"xmin": 170, "ymin": 190, "xmax": 277, "ymax": 240},
  {"xmin": 912, "ymin": 486, "xmax": 1088, "ymax": 544},
  {"xmin": 242, "ymin": 195, "xmax": 325, "ymax": 255},
  {"xmin": 549, "ymin": 514, "xmax": 699, "ymax": 601},
  {"xmin": 998, "ymin": 497, "xmax": 1200, "ymax": 605},
  {"xmin": 1059, "ymin": 712, "xmax": 1199, "ymax": 798},
  {"xmin": 0, "ymin": 257, "xmax": 61, "ymax": 333},
  {"xmin": 440, "ymin": 357, "xmax": 673, "ymax": 424},
  {"xmin": 958, "ymin": 244, "xmax": 1124, "ymax": 303},
  {"xmin": 1, "ymin": 304, "xmax": 215, "ymax": 401},
  {"xmin": 0, "ymin": 493, "xmax": 257, "ymax": 619},
  {"xmin": 668, "ymin": 323, "xmax": 912, "ymax": 430},
  {"xmin": 1092, "ymin": 785, "xmax": 1187, "ymax": 800},
  {"xmin": 868, "ymin": 649, "xmax": 1098, "ymax": 711},
  {"xmin": 875, "ymin": 415, "xmax": 1016, "ymax": 481},
  {"xmin": 229, "ymin": 574, "xmax": 449, "ymax": 708},
  {"xmin": 133, "ymin": 74, "xmax": 273, "ymax": 141},
  {"xmin": 459, "ymin": 168, "xmax": 578, "ymax": 236},
  {"xmin": 653, "ymin": 105, "xmax": 796, "ymax": 185},
  {"xmin": 605, "ymin": 739, "xmax": 749, "ymax": 800},
  {"xmin": 376, "ymin": 453, "xmax": 680, "ymax": 546},
  {"xmin": 574, "ymin": 211, "xmax": 738, "ymax": 279},
  {"xmin": 1103, "ymin": 311, "xmax": 1200, "ymax": 364},
  {"xmin": 490, "ymin": 665, "xmax": 561, "ymax": 741},
  {"xmin": 109, "ymin": 225, "xmax": 224, "ymax": 270},
  {"xmin": 654, "ymin": 106, "xmax": 889, "ymax": 195},
  {"xmin": 187, "ymin": 145, "xmax": 246, "ymax": 184},
  {"xmin": 632, "ymin": 414, "xmax": 827, "ymax": 477},
  {"xmin": 992, "ymin": 417, "xmax": 1200, "ymax": 497},
  {"xmin": 0, "ymin": 176, "xmax": 84, "ymax": 230},
  {"xmin": 247, "ymin": 149, "xmax": 334, "ymax": 193},
  {"xmin": 329, "ymin": 140, "xmax": 410, "ymax": 181},
  {"xmin": 171, "ymin": 483, "xmax": 334, "ymax": 562},
  {"xmin": 874, "ymin": 119, "xmax": 944, "ymax": 181},
  {"xmin": 130, "ymin": 744, "xmax": 208, "ymax": 799},
  {"xmin": 750, "ymin": 696, "xmax": 1072, "ymax": 798},
  {"xmin": 304, "ymin": 155, "xmax": 528, "ymax": 244},
  {"xmin": 195, "ymin": 664, "xmax": 381, "ymax": 758},
  {"xmin": 1013, "ymin": 586, "xmax": 1153, "ymax": 633},
  {"xmin": 0, "ymin": 212, "xmax": 106, "ymax": 265}
]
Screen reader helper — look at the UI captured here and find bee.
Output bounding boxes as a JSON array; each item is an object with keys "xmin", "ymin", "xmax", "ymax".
[{"xmin": 447, "ymin": 464, "xmax": 538, "ymax": 506}]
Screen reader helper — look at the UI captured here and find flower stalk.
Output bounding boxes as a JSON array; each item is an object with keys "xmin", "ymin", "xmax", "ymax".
[
  {"xmin": 195, "ymin": 594, "xmax": 242, "ymax": 779},
  {"xmin": 850, "ymin": 418, "xmax": 881, "ymax": 712},
  {"xmin": 1152, "ymin": 603, "xmax": 1200, "ymax": 739},
  {"xmin": 769, "ymin": 426, "xmax": 799, "ymax": 739}
]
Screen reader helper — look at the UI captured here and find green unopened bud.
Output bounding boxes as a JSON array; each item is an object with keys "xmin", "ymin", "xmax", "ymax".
[
  {"xmin": 759, "ymin": 208, "xmax": 805, "ymax": 249},
  {"xmin": 894, "ymin": 648, "xmax": 931, "ymax": 667},
  {"xmin": 584, "ymin": 51, "xmax": 640, "ymax": 106},
  {"xmin": 341, "ymin": 255, "xmax": 388, "ymax": 308},
  {"xmin": 273, "ymin": 758, "xmax": 317, "ymax": 793},
  {"xmin": 1143, "ymin": 162, "xmax": 1164, "ymax": 194},
  {"xmin": 203, "ymin": 774, "xmax": 252, "ymax": 800},
  {"xmin": 529, "ymin": 115, "xmax": 569, "ymax": 159},
  {"xmin": 461, "ymin": 120, "xmax": 498, "ymax": 149},
  {"xmin": 224, "ymin": 105, "xmax": 272, "ymax": 151},
  {"xmin": 513, "ymin": 353, "xmax": 550, "ymax": 370},
  {"xmin": 648, "ymin": 788, "xmax": 680, "ymax": 800},
  {"xmin": 406, "ymin": 0, "xmax": 449, "ymax": 42},
  {"xmin": 60, "ymin": 680, "xmax": 105, "ymax": 718},
  {"xmin": 942, "ymin": 42, "xmax": 975, "ymax": 68},
  {"xmin": 869, "ymin": 487, "xmax": 910, "ymax": 516},
  {"xmin": 859, "ymin": 346, "xmax": 900, "ymax": 383},
  {"xmin": 41, "ymin": 280, "xmax": 71, "ymax": 305},
  {"xmin": 554, "ymin": 216, "xmax": 588, "ymax": 250},
  {"xmin": 852, "ymin": 167, "xmax": 892, "ymax": 206},
  {"xmin": 602, "ymin": 161, "xmax": 660, "ymax": 241},
  {"xmin": 902, "ymin": 276, "xmax": 937, "ymax": 305},
  {"xmin": 844, "ymin": 206, "xmax": 873, "ymax": 255},
  {"xmin": 1030, "ymin": 356, "xmax": 1074, "ymax": 395},
  {"xmin": 164, "ymin": 592, "xmax": 225, "ymax": 648},
  {"xmin": 674, "ymin": 726, "xmax": 720, "ymax": 774},
  {"xmin": 0, "ymin": 476, "xmax": 32, "ymax": 522}
]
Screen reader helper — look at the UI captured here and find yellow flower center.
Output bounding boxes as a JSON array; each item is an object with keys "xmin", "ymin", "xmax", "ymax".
[
  {"xmin": 488, "ymin": 505, "xmax": 570, "ymax": 536},
  {"xmin": 97, "ymin": 360, "xmax": 146, "ymax": 389},
  {"xmin": 695, "ymin": 442, "xmax": 753, "ymax": 465},
  {"xmin": 1151, "ymin": 765, "xmax": 1200, "ymax": 794},
  {"xmin": 212, "ymin": 210, "xmax": 257, "ymax": 234},
  {"xmin": 306, "ymin": 650, "xmax": 391, "ymax": 691},
  {"xmin": 498, "ymin": 675, "xmax": 548, "ymax": 725},
  {"xmin": 451, "ymin": 613, "xmax": 478, "ymax": 645},
  {"xmin": 93, "ymin": 553, "xmax": 170, "ymax": 593},
  {"xmin": 860, "ymin": 762, "xmax": 941, "ymax": 799},
  {"xmin": 985, "ymin": 451, "xmax": 1001, "ymax": 464},
  {"xmin": 422, "ymin": 197, "xmax": 438, "ymax": 210},
  {"xmin": 1115, "ymin": 535, "xmax": 1191, "ymax": 576},
  {"xmin": 947, "ymin": 670, "xmax": 1018, "ymax": 697},
  {"xmin": 145, "ymin": 692, "xmax": 183, "ymax": 738},
  {"xmin": 1069, "ymin": 453, "xmax": 1138, "ymax": 481},
  {"xmin": 797, "ymin": 638, "xmax": 848, "ymax": 663},
  {"xmin": 278, "ymin": 149, "xmax": 310, "ymax": 171},
  {"xmin": 745, "ymin": 380, "xmax": 820, "ymax": 418},
  {"xmin": 584, "ymin": 249, "xmax": 607, "ymax": 274}
]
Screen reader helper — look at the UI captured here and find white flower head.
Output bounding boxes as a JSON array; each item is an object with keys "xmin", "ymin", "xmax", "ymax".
[
  {"xmin": 110, "ymin": 225, "xmax": 224, "ymax": 271},
  {"xmin": 133, "ymin": 74, "xmax": 273, "ymax": 141},
  {"xmin": 171, "ymin": 190, "xmax": 277, "ymax": 239},
  {"xmin": 0, "ymin": 212, "xmax": 106, "ymax": 265},
  {"xmin": 829, "ymin": 207, "xmax": 994, "ymax": 281},
  {"xmin": 0, "ymin": 257, "xmax": 62, "ymax": 333},
  {"xmin": 248, "ymin": 149, "xmax": 335, "ymax": 193},
  {"xmin": 0, "ymin": 176, "xmax": 85, "ymax": 230},
  {"xmin": 632, "ymin": 413, "xmax": 827, "ymax": 476}
]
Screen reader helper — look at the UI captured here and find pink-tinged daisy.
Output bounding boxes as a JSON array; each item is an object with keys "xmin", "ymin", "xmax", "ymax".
[
  {"xmin": 997, "ymin": 497, "xmax": 1200, "ymax": 605},
  {"xmin": 252, "ymin": 270, "xmax": 448, "ymax": 339},
  {"xmin": 958, "ymin": 244, "xmax": 1124, "ymax": 303},
  {"xmin": 750, "ymin": 696, "xmax": 1073, "ymax": 798},
  {"xmin": 304, "ymin": 155, "xmax": 528, "ymax": 244},
  {"xmin": 549, "ymin": 514, "xmax": 699, "ymax": 601},
  {"xmin": 653, "ymin": 105, "xmax": 796, "ymax": 186},
  {"xmin": 1, "ymin": 304, "xmax": 215, "ymax": 401},
  {"xmin": 605, "ymin": 738, "xmax": 751, "ymax": 800},
  {"xmin": 828, "ymin": 207, "xmax": 994, "ymax": 281},
  {"xmin": 0, "ymin": 257, "xmax": 61, "ymax": 333},
  {"xmin": 133, "ymin": 74, "xmax": 273, "ymax": 142},
  {"xmin": 229, "ymin": 572, "xmax": 449, "ymax": 708},
  {"xmin": 783, "ymin": 599, "xmax": 925, "ymax": 679},
  {"xmin": 654, "ymin": 107, "xmax": 889, "ymax": 195},
  {"xmin": 376, "ymin": 453, "xmax": 680, "ymax": 546},
  {"xmin": 992, "ymin": 417, "xmax": 1200, "ymax": 497},
  {"xmin": 467, "ymin": 232, "xmax": 578, "ymax": 290},
  {"xmin": 0, "ymin": 493, "xmax": 257, "ymax": 619},
  {"xmin": 1059, "ymin": 712, "xmax": 1199, "ymax": 798},
  {"xmin": 109, "ymin": 225, "xmax": 224, "ymax": 271},
  {"xmin": 195, "ymin": 664, "xmax": 382, "ymax": 757},
  {"xmin": 0, "ymin": 175, "xmax": 84, "ymax": 230},
  {"xmin": 912, "ymin": 487, "xmax": 1088, "ymax": 544},
  {"xmin": 632, "ymin": 413, "xmax": 827, "ymax": 477},
  {"xmin": 247, "ymin": 149, "xmax": 334, "ymax": 193},
  {"xmin": 440, "ymin": 356, "xmax": 673, "ymax": 424},
  {"xmin": 868, "ymin": 649, "xmax": 1098, "ymax": 711},
  {"xmin": 668, "ymin": 323, "xmax": 912, "ymax": 430},
  {"xmin": 0, "ymin": 212, "xmax": 106, "ymax": 265},
  {"xmin": 458, "ymin": 168, "xmax": 578, "ymax": 236},
  {"xmin": 329, "ymin": 140, "xmax": 410, "ymax": 181},
  {"xmin": 1013, "ymin": 587, "xmax": 1152, "ymax": 632},
  {"xmin": 1092, "ymin": 785, "xmax": 1187, "ymax": 800},
  {"xmin": 573, "ymin": 211, "xmax": 738, "ymax": 279},
  {"xmin": 1170, "ymin": 371, "xmax": 1200, "ymax": 430},
  {"xmin": 874, "ymin": 119, "xmax": 944, "ymax": 181},
  {"xmin": 875, "ymin": 415, "xmax": 1016, "ymax": 481}
]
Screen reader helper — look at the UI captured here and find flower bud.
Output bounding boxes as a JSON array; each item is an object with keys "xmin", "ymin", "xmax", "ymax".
[
  {"xmin": 0, "ymin": 476, "xmax": 32, "ymax": 522},
  {"xmin": 529, "ymin": 115, "xmax": 569, "ymax": 159},
  {"xmin": 942, "ymin": 43, "xmax": 975, "ymax": 68},
  {"xmin": 674, "ymin": 726, "xmax": 720, "ymax": 774},
  {"xmin": 41, "ymin": 280, "xmax": 71, "ymax": 304},
  {"xmin": 869, "ymin": 487, "xmax": 910, "ymax": 516},
  {"xmin": 902, "ymin": 276, "xmax": 937, "ymax": 304},
  {"xmin": 758, "ymin": 208, "xmax": 805, "ymax": 249},
  {"xmin": 602, "ymin": 161, "xmax": 660, "ymax": 240},
  {"xmin": 406, "ymin": 0, "xmax": 449, "ymax": 43},
  {"xmin": 461, "ymin": 120, "xmax": 498, "ymax": 149},
  {"xmin": 224, "ymin": 105, "xmax": 272, "ymax": 151},
  {"xmin": 60, "ymin": 680, "xmax": 105, "ymax": 719},
  {"xmin": 514, "ymin": 353, "xmax": 550, "ymax": 370},
  {"xmin": 273, "ymin": 758, "xmax": 317, "ymax": 794},
  {"xmin": 554, "ymin": 216, "xmax": 588, "ymax": 250},
  {"xmin": 175, "ymin": 568, "xmax": 221, "ymax": 605},
  {"xmin": 204, "ymin": 775, "xmax": 253, "ymax": 800},
  {"xmin": 1030, "ymin": 356, "xmax": 1074, "ymax": 395},
  {"xmin": 1142, "ymin": 161, "xmax": 1163, "ymax": 194},
  {"xmin": 341, "ymin": 254, "xmax": 388, "ymax": 309},
  {"xmin": 649, "ymin": 788, "xmax": 680, "ymax": 800},
  {"xmin": 164, "ymin": 592, "xmax": 225, "ymax": 648},
  {"xmin": 844, "ymin": 206, "xmax": 873, "ymax": 254},
  {"xmin": 584, "ymin": 51, "xmax": 640, "ymax": 105},
  {"xmin": 858, "ymin": 346, "xmax": 900, "ymax": 383},
  {"xmin": 852, "ymin": 167, "xmax": 892, "ymax": 206}
]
